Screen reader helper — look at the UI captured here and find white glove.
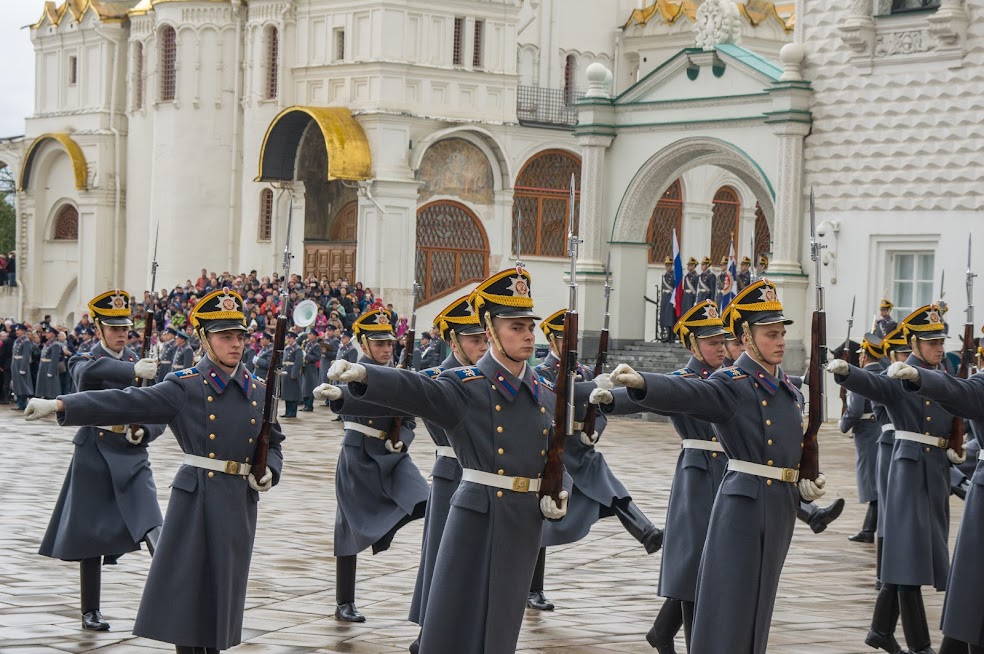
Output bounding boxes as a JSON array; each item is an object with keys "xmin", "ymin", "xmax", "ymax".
[
  {"xmin": 580, "ymin": 432, "xmax": 599, "ymax": 446},
  {"xmin": 826, "ymin": 359, "xmax": 849, "ymax": 376},
  {"xmin": 248, "ymin": 469, "xmax": 273, "ymax": 492},
  {"xmin": 947, "ymin": 448, "xmax": 967, "ymax": 465},
  {"xmin": 385, "ymin": 439, "xmax": 405, "ymax": 454},
  {"xmin": 24, "ymin": 398, "xmax": 59, "ymax": 421},
  {"xmin": 539, "ymin": 490, "xmax": 569, "ymax": 520},
  {"xmin": 594, "ymin": 373, "xmax": 614, "ymax": 390},
  {"xmin": 589, "ymin": 387, "xmax": 614, "ymax": 405},
  {"xmin": 133, "ymin": 358, "xmax": 158, "ymax": 380},
  {"xmin": 313, "ymin": 383, "xmax": 342, "ymax": 401},
  {"xmin": 611, "ymin": 363, "xmax": 644, "ymax": 389},
  {"xmin": 798, "ymin": 473, "xmax": 826, "ymax": 501},
  {"xmin": 328, "ymin": 360, "xmax": 367, "ymax": 383},
  {"xmin": 887, "ymin": 361, "xmax": 919, "ymax": 382},
  {"xmin": 126, "ymin": 427, "xmax": 145, "ymax": 445}
]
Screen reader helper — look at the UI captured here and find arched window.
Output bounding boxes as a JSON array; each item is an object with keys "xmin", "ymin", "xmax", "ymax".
[
  {"xmin": 159, "ymin": 25, "xmax": 177, "ymax": 102},
  {"xmin": 258, "ymin": 189, "xmax": 273, "ymax": 241},
  {"xmin": 646, "ymin": 179, "xmax": 683, "ymax": 263},
  {"xmin": 710, "ymin": 186, "xmax": 740, "ymax": 263},
  {"xmin": 133, "ymin": 42, "xmax": 144, "ymax": 110},
  {"xmin": 52, "ymin": 205, "xmax": 79, "ymax": 241},
  {"xmin": 265, "ymin": 26, "xmax": 279, "ymax": 100},
  {"xmin": 415, "ymin": 201, "xmax": 489, "ymax": 303},
  {"xmin": 754, "ymin": 201, "xmax": 772, "ymax": 260},
  {"xmin": 563, "ymin": 54, "xmax": 576, "ymax": 103},
  {"xmin": 513, "ymin": 150, "xmax": 581, "ymax": 258}
]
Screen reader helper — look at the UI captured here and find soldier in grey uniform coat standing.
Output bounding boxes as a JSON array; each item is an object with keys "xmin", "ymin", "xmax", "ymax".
[
  {"xmin": 155, "ymin": 327, "xmax": 177, "ymax": 383},
  {"xmin": 171, "ymin": 331, "xmax": 194, "ymax": 371},
  {"xmin": 36, "ymin": 290, "xmax": 165, "ymax": 632},
  {"xmin": 598, "ymin": 280, "xmax": 828, "ymax": 654},
  {"xmin": 36, "ymin": 326, "xmax": 63, "ymax": 399},
  {"xmin": 829, "ymin": 304, "xmax": 957, "ymax": 654},
  {"xmin": 659, "ymin": 256, "xmax": 677, "ymax": 343},
  {"xmin": 696, "ymin": 256, "xmax": 716, "ymax": 304},
  {"xmin": 280, "ymin": 331, "xmax": 302, "ymax": 418},
  {"xmin": 336, "ymin": 329, "xmax": 359, "ymax": 363},
  {"xmin": 327, "ymin": 308, "xmax": 429, "ymax": 623},
  {"xmin": 300, "ymin": 330, "xmax": 321, "ymax": 411},
  {"xmin": 26, "ymin": 288, "xmax": 285, "ymax": 654},
  {"xmin": 253, "ymin": 332, "xmax": 273, "ymax": 380},
  {"xmin": 327, "ymin": 269, "xmax": 582, "ymax": 654},
  {"xmin": 529, "ymin": 308, "xmax": 662, "ymax": 612},
  {"xmin": 11, "ymin": 324, "xmax": 38, "ymax": 409},
  {"xmin": 681, "ymin": 257, "xmax": 698, "ymax": 315},
  {"xmin": 888, "ymin": 360, "xmax": 984, "ymax": 654}
]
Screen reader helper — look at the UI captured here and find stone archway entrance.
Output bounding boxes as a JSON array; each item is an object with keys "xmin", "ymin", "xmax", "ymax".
[{"xmin": 304, "ymin": 200, "xmax": 357, "ymax": 280}]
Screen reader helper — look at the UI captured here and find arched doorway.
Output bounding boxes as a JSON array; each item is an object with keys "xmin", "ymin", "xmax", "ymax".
[{"xmin": 304, "ymin": 200, "xmax": 357, "ymax": 280}]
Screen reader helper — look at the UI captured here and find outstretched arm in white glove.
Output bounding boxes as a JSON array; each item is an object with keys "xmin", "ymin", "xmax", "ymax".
[
  {"xmin": 540, "ymin": 490, "xmax": 569, "ymax": 520},
  {"xmin": 588, "ymin": 387, "xmax": 613, "ymax": 405},
  {"xmin": 313, "ymin": 383, "xmax": 342, "ymax": 401},
  {"xmin": 887, "ymin": 361, "xmax": 920, "ymax": 383},
  {"xmin": 327, "ymin": 360, "xmax": 367, "ymax": 383},
  {"xmin": 24, "ymin": 398, "xmax": 62, "ymax": 421},
  {"xmin": 248, "ymin": 469, "xmax": 273, "ymax": 492},
  {"xmin": 798, "ymin": 473, "xmax": 826, "ymax": 502},
  {"xmin": 826, "ymin": 359, "xmax": 849, "ymax": 376},
  {"xmin": 133, "ymin": 358, "xmax": 158, "ymax": 380},
  {"xmin": 610, "ymin": 363, "xmax": 645, "ymax": 389}
]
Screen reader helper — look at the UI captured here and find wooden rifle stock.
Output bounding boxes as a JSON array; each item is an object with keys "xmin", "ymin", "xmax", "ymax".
[
  {"xmin": 542, "ymin": 311, "xmax": 578, "ymax": 502},
  {"xmin": 386, "ymin": 326, "xmax": 416, "ymax": 448},
  {"xmin": 580, "ymin": 329, "xmax": 608, "ymax": 439},
  {"xmin": 949, "ymin": 322, "xmax": 974, "ymax": 454},
  {"xmin": 251, "ymin": 315, "xmax": 287, "ymax": 480},
  {"xmin": 801, "ymin": 310, "xmax": 825, "ymax": 481}
]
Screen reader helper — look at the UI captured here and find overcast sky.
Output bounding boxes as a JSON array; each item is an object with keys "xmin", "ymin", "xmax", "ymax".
[{"xmin": 0, "ymin": 2, "xmax": 45, "ymax": 138}]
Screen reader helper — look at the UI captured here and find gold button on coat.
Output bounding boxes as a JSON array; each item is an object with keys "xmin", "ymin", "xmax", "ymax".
[
  {"xmin": 208, "ymin": 453, "xmax": 215, "ymax": 459},
  {"xmin": 496, "ymin": 491, "xmax": 503, "ymax": 498},
  {"xmin": 497, "ymin": 426, "xmax": 503, "ymax": 433},
  {"xmin": 766, "ymin": 479, "xmax": 772, "ymax": 486},
  {"xmin": 209, "ymin": 433, "xmax": 216, "ymax": 440},
  {"xmin": 761, "ymin": 400, "xmax": 768, "ymax": 406},
  {"xmin": 498, "ymin": 448, "xmax": 504, "ymax": 455},
  {"xmin": 207, "ymin": 396, "xmax": 213, "ymax": 402},
  {"xmin": 208, "ymin": 471, "xmax": 215, "ymax": 478},
  {"xmin": 209, "ymin": 414, "xmax": 215, "ymax": 421}
]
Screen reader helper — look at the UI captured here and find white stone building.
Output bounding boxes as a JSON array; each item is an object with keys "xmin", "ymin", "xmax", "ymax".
[{"xmin": 0, "ymin": 0, "xmax": 979, "ymax": 367}]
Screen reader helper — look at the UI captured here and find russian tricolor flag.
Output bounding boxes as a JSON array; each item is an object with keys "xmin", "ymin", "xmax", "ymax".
[
  {"xmin": 671, "ymin": 229, "xmax": 684, "ymax": 318},
  {"xmin": 719, "ymin": 240, "xmax": 737, "ymax": 311}
]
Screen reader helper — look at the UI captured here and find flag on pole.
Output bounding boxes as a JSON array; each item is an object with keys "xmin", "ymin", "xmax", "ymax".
[
  {"xmin": 719, "ymin": 240, "xmax": 737, "ymax": 311},
  {"xmin": 671, "ymin": 229, "xmax": 684, "ymax": 318}
]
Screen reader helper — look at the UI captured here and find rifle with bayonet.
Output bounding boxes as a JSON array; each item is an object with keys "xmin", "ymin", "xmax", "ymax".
[
  {"xmin": 950, "ymin": 236, "xmax": 975, "ymax": 456},
  {"xmin": 802, "ymin": 187, "xmax": 824, "ymax": 482},
  {"xmin": 541, "ymin": 175, "xmax": 581, "ymax": 503},
  {"xmin": 139, "ymin": 224, "xmax": 160, "ymax": 375},
  {"xmin": 581, "ymin": 253, "xmax": 611, "ymax": 440},
  {"xmin": 839, "ymin": 295, "xmax": 855, "ymax": 416},
  {"xmin": 386, "ymin": 279, "xmax": 420, "ymax": 449}
]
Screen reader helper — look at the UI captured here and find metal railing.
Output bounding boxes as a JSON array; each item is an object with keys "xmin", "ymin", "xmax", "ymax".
[{"xmin": 516, "ymin": 85, "xmax": 585, "ymax": 128}]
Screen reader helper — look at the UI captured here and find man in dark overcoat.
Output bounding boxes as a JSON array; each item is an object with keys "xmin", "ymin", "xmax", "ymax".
[
  {"xmin": 280, "ymin": 331, "xmax": 302, "ymax": 418},
  {"xmin": 696, "ymin": 256, "xmax": 716, "ymax": 304},
  {"xmin": 299, "ymin": 330, "xmax": 321, "ymax": 411},
  {"xmin": 11, "ymin": 323, "xmax": 38, "ymax": 409},
  {"xmin": 170, "ymin": 331, "xmax": 194, "ymax": 371},
  {"xmin": 659, "ymin": 256, "xmax": 676, "ymax": 343},
  {"xmin": 36, "ymin": 326, "xmax": 63, "ymax": 399},
  {"xmin": 681, "ymin": 257, "xmax": 698, "ymax": 315},
  {"xmin": 253, "ymin": 331, "xmax": 273, "ymax": 380},
  {"xmin": 155, "ymin": 327, "xmax": 177, "ymax": 383}
]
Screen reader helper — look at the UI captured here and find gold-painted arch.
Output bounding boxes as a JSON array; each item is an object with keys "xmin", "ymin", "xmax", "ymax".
[
  {"xmin": 255, "ymin": 106, "xmax": 372, "ymax": 183},
  {"xmin": 18, "ymin": 133, "xmax": 88, "ymax": 192}
]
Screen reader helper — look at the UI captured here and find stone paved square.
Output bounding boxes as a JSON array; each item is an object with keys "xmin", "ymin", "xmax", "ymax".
[{"xmin": 0, "ymin": 406, "xmax": 962, "ymax": 653}]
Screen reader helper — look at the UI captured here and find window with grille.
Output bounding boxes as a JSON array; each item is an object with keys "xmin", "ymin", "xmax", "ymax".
[
  {"xmin": 472, "ymin": 19, "xmax": 484, "ymax": 68},
  {"xmin": 646, "ymin": 179, "xmax": 683, "ymax": 263},
  {"xmin": 333, "ymin": 27, "xmax": 345, "ymax": 62},
  {"xmin": 265, "ymin": 26, "xmax": 279, "ymax": 99},
  {"xmin": 133, "ymin": 42, "xmax": 144, "ymax": 109},
  {"xmin": 258, "ymin": 189, "xmax": 273, "ymax": 241},
  {"xmin": 452, "ymin": 17, "xmax": 464, "ymax": 66},
  {"xmin": 513, "ymin": 150, "xmax": 581, "ymax": 258},
  {"xmin": 68, "ymin": 55, "xmax": 77, "ymax": 86},
  {"xmin": 160, "ymin": 25, "xmax": 177, "ymax": 102},
  {"xmin": 891, "ymin": 252, "xmax": 935, "ymax": 320},
  {"xmin": 710, "ymin": 186, "xmax": 740, "ymax": 263},
  {"xmin": 415, "ymin": 201, "xmax": 489, "ymax": 303},
  {"xmin": 753, "ymin": 202, "xmax": 771, "ymax": 260},
  {"xmin": 52, "ymin": 205, "xmax": 79, "ymax": 240},
  {"xmin": 891, "ymin": 0, "xmax": 940, "ymax": 13},
  {"xmin": 563, "ymin": 54, "xmax": 576, "ymax": 103}
]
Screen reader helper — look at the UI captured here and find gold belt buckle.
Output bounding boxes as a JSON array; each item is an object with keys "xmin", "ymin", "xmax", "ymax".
[
  {"xmin": 109, "ymin": 425, "xmax": 127, "ymax": 434},
  {"xmin": 781, "ymin": 468, "xmax": 798, "ymax": 483},
  {"xmin": 512, "ymin": 476, "xmax": 530, "ymax": 493},
  {"xmin": 938, "ymin": 437, "xmax": 949, "ymax": 449},
  {"xmin": 224, "ymin": 460, "xmax": 241, "ymax": 475},
  {"xmin": 572, "ymin": 421, "xmax": 584, "ymax": 431}
]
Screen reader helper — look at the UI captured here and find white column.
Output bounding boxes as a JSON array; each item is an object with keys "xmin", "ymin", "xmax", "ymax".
[
  {"xmin": 356, "ymin": 178, "xmax": 420, "ymax": 315},
  {"xmin": 768, "ymin": 121, "xmax": 810, "ymax": 275},
  {"xmin": 575, "ymin": 133, "xmax": 614, "ymax": 271},
  {"xmin": 607, "ymin": 242, "xmax": 649, "ymax": 345}
]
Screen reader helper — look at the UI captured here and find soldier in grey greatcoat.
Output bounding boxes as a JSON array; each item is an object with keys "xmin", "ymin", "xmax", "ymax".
[
  {"xmin": 36, "ymin": 326, "xmax": 63, "ymax": 399},
  {"xmin": 326, "ymin": 309, "xmax": 429, "ymax": 623},
  {"xmin": 696, "ymin": 256, "xmax": 716, "ymax": 304},
  {"xmin": 326, "ymin": 269, "xmax": 582, "ymax": 654},
  {"xmin": 874, "ymin": 298, "xmax": 899, "ymax": 339},
  {"xmin": 889, "ymin": 362, "xmax": 984, "ymax": 654},
  {"xmin": 170, "ymin": 331, "xmax": 194, "ymax": 371},
  {"xmin": 659, "ymin": 256, "xmax": 677, "ymax": 343},
  {"xmin": 839, "ymin": 333, "xmax": 884, "ymax": 545},
  {"xmin": 155, "ymin": 327, "xmax": 177, "ymax": 383},
  {"xmin": 11, "ymin": 324, "xmax": 38, "ymax": 409},
  {"xmin": 36, "ymin": 290, "xmax": 165, "ymax": 632},
  {"xmin": 529, "ymin": 308, "xmax": 662, "ymax": 613},
  {"xmin": 280, "ymin": 332, "xmax": 302, "ymax": 418},
  {"xmin": 597, "ymin": 280, "xmax": 828, "ymax": 654},
  {"xmin": 299, "ymin": 330, "xmax": 321, "ymax": 411},
  {"xmin": 253, "ymin": 332, "xmax": 273, "ymax": 380},
  {"xmin": 26, "ymin": 288, "xmax": 285, "ymax": 654},
  {"xmin": 829, "ymin": 304, "xmax": 957, "ymax": 654},
  {"xmin": 681, "ymin": 257, "xmax": 698, "ymax": 315},
  {"xmin": 736, "ymin": 256, "xmax": 752, "ymax": 291},
  {"xmin": 336, "ymin": 329, "xmax": 359, "ymax": 363}
]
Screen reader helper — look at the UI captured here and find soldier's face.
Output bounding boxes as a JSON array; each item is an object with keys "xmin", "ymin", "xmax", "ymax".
[
  {"xmin": 491, "ymin": 317, "xmax": 536, "ymax": 361},
  {"xmin": 747, "ymin": 324, "xmax": 785, "ymax": 366},
  {"xmin": 696, "ymin": 335, "xmax": 726, "ymax": 369},
  {"xmin": 725, "ymin": 339, "xmax": 745, "ymax": 360},
  {"xmin": 455, "ymin": 333, "xmax": 489, "ymax": 364},
  {"xmin": 367, "ymin": 339, "xmax": 394, "ymax": 365},
  {"xmin": 913, "ymin": 338, "xmax": 944, "ymax": 366},
  {"xmin": 101, "ymin": 324, "xmax": 129, "ymax": 352},
  {"xmin": 207, "ymin": 331, "xmax": 245, "ymax": 368}
]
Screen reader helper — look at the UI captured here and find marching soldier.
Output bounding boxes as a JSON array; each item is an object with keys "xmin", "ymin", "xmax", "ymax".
[
  {"xmin": 11, "ymin": 323, "xmax": 38, "ymax": 410},
  {"xmin": 874, "ymin": 298, "xmax": 899, "ymax": 339},
  {"xmin": 280, "ymin": 331, "xmax": 302, "ymax": 418},
  {"xmin": 696, "ymin": 256, "xmax": 716, "ymax": 304},
  {"xmin": 27, "ymin": 287, "xmax": 285, "ymax": 654},
  {"xmin": 171, "ymin": 331, "xmax": 194, "ymax": 372},
  {"xmin": 737, "ymin": 256, "xmax": 752, "ymax": 290},
  {"xmin": 253, "ymin": 331, "xmax": 273, "ymax": 381},
  {"xmin": 529, "ymin": 309, "xmax": 663, "ymax": 612},
  {"xmin": 155, "ymin": 327, "xmax": 177, "ymax": 383},
  {"xmin": 336, "ymin": 328, "xmax": 359, "ymax": 363},
  {"xmin": 326, "ymin": 268, "xmax": 579, "ymax": 654},
  {"xmin": 300, "ymin": 330, "xmax": 321, "ymax": 412},
  {"xmin": 828, "ymin": 305, "xmax": 957, "ymax": 654},
  {"xmin": 681, "ymin": 257, "xmax": 698, "ymax": 315},
  {"xmin": 839, "ymin": 333, "xmax": 884, "ymax": 544},
  {"xmin": 659, "ymin": 256, "xmax": 676, "ymax": 343},
  {"xmin": 36, "ymin": 326, "xmax": 63, "ymax": 399},
  {"xmin": 597, "ymin": 279, "xmax": 827, "ymax": 654},
  {"xmin": 35, "ymin": 290, "xmax": 165, "ymax": 632}
]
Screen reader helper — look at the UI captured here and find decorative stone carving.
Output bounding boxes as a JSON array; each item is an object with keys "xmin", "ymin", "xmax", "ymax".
[
  {"xmin": 778, "ymin": 43, "xmax": 805, "ymax": 82},
  {"xmin": 693, "ymin": 0, "xmax": 742, "ymax": 51},
  {"xmin": 927, "ymin": 0, "xmax": 968, "ymax": 48},
  {"xmin": 584, "ymin": 63, "xmax": 612, "ymax": 99},
  {"xmin": 874, "ymin": 29, "xmax": 933, "ymax": 57},
  {"xmin": 838, "ymin": 0, "xmax": 875, "ymax": 55}
]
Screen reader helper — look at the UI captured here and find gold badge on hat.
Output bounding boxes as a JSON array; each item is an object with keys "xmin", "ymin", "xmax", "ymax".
[
  {"xmin": 110, "ymin": 291, "xmax": 127, "ymax": 309},
  {"xmin": 928, "ymin": 310, "xmax": 941, "ymax": 324},
  {"xmin": 377, "ymin": 312, "xmax": 390, "ymax": 325},
  {"xmin": 507, "ymin": 275, "xmax": 530, "ymax": 297},
  {"xmin": 707, "ymin": 306, "xmax": 719, "ymax": 319},
  {"xmin": 216, "ymin": 288, "xmax": 237, "ymax": 312}
]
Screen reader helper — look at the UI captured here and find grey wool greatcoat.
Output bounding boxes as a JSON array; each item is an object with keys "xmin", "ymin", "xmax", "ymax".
[
  {"xmin": 869, "ymin": 357, "xmax": 896, "ymax": 537},
  {"xmin": 39, "ymin": 343, "xmax": 165, "ymax": 561},
  {"xmin": 36, "ymin": 341, "xmax": 63, "ymax": 399},
  {"xmin": 171, "ymin": 343, "xmax": 194, "ymax": 371},
  {"xmin": 839, "ymin": 366, "xmax": 881, "ymax": 504},
  {"xmin": 55, "ymin": 355, "xmax": 285, "ymax": 650},
  {"xmin": 898, "ymin": 370, "xmax": 984, "ymax": 646},
  {"xmin": 342, "ymin": 351, "xmax": 578, "ymax": 654},
  {"xmin": 280, "ymin": 343, "xmax": 302, "ymax": 402},
  {"xmin": 606, "ymin": 355, "xmax": 727, "ymax": 603},
  {"xmin": 12, "ymin": 336, "xmax": 38, "ymax": 396},
  {"xmin": 253, "ymin": 344, "xmax": 273, "ymax": 381},
  {"xmin": 301, "ymin": 341, "xmax": 321, "ymax": 397},
  {"xmin": 336, "ymin": 340, "xmax": 359, "ymax": 363},
  {"xmin": 332, "ymin": 355, "xmax": 429, "ymax": 557},
  {"xmin": 626, "ymin": 352, "xmax": 806, "ymax": 654},
  {"xmin": 835, "ymin": 354, "xmax": 953, "ymax": 590},
  {"xmin": 535, "ymin": 353, "xmax": 630, "ymax": 547},
  {"xmin": 156, "ymin": 340, "xmax": 176, "ymax": 383}
]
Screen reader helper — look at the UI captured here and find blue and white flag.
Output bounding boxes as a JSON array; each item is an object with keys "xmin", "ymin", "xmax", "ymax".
[
  {"xmin": 719, "ymin": 240, "xmax": 737, "ymax": 311},
  {"xmin": 671, "ymin": 229, "xmax": 684, "ymax": 317}
]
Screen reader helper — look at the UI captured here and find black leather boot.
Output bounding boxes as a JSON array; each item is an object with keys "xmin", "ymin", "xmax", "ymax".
[
  {"xmin": 681, "ymin": 600, "xmax": 694, "ymax": 652},
  {"xmin": 645, "ymin": 598, "xmax": 681, "ymax": 653},
  {"xmin": 938, "ymin": 636, "xmax": 969, "ymax": 654},
  {"xmin": 952, "ymin": 476, "xmax": 970, "ymax": 501},
  {"xmin": 850, "ymin": 501, "xmax": 877, "ymax": 543},
  {"xmin": 797, "ymin": 497, "xmax": 845, "ymax": 534},
  {"xmin": 145, "ymin": 526, "xmax": 162, "ymax": 556},
  {"xmin": 614, "ymin": 500, "xmax": 663, "ymax": 554},
  {"xmin": 527, "ymin": 547, "xmax": 554, "ymax": 611},
  {"xmin": 875, "ymin": 537, "xmax": 883, "ymax": 590},
  {"xmin": 334, "ymin": 555, "xmax": 365, "ymax": 622},
  {"xmin": 899, "ymin": 585, "xmax": 935, "ymax": 654},
  {"xmin": 80, "ymin": 558, "xmax": 109, "ymax": 631},
  {"xmin": 408, "ymin": 630, "xmax": 421, "ymax": 654},
  {"xmin": 865, "ymin": 583, "xmax": 902, "ymax": 653}
]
